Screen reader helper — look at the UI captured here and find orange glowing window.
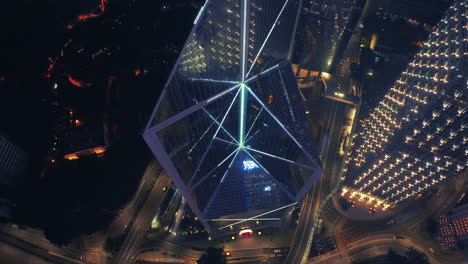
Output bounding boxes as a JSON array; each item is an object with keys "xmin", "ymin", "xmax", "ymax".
[
  {"xmin": 92, "ymin": 147, "xmax": 106, "ymax": 154},
  {"xmin": 268, "ymin": 95, "xmax": 273, "ymax": 104},
  {"xmin": 64, "ymin": 154, "xmax": 79, "ymax": 160}
]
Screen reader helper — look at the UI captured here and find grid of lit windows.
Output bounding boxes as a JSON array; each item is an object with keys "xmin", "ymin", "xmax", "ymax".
[{"xmin": 344, "ymin": 0, "xmax": 467, "ymax": 205}]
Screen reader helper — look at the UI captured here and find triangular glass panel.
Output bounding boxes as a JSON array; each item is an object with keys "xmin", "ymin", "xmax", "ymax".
[
  {"xmin": 247, "ymin": 62, "xmax": 318, "ymax": 159},
  {"xmin": 156, "ymin": 90, "xmax": 237, "ymax": 185},
  {"xmin": 203, "ymin": 150, "xmax": 294, "ymax": 219},
  {"xmin": 151, "ymin": 0, "xmax": 243, "ymax": 125},
  {"xmin": 246, "ymin": 0, "xmax": 300, "ymax": 78}
]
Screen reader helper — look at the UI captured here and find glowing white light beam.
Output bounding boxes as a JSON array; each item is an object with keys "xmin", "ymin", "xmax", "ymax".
[
  {"xmin": 220, "ymin": 148, "xmax": 240, "ymax": 183},
  {"xmin": 188, "ymin": 78, "xmax": 238, "ymax": 84},
  {"xmin": 244, "ymin": 146, "xmax": 314, "ymax": 170},
  {"xmin": 207, "ymin": 218, "xmax": 280, "ymax": 221},
  {"xmin": 218, "ymin": 202, "xmax": 297, "ymax": 230},
  {"xmin": 189, "ymin": 89, "xmax": 241, "ymax": 185},
  {"xmin": 189, "ymin": 147, "xmax": 239, "ymax": 190}
]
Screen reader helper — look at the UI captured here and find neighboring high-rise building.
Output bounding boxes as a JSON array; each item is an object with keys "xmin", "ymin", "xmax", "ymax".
[
  {"xmin": 342, "ymin": 0, "xmax": 467, "ymax": 208},
  {"xmin": 440, "ymin": 203, "xmax": 468, "ymax": 249},
  {"xmin": 0, "ymin": 135, "xmax": 29, "ymax": 220},
  {"xmin": 144, "ymin": 0, "xmax": 322, "ymax": 234},
  {"xmin": 291, "ymin": 0, "xmax": 361, "ymax": 72}
]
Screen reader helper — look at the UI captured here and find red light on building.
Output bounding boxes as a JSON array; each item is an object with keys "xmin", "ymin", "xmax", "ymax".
[
  {"xmin": 239, "ymin": 229, "xmax": 253, "ymax": 238},
  {"xmin": 75, "ymin": 119, "xmax": 82, "ymax": 126}
]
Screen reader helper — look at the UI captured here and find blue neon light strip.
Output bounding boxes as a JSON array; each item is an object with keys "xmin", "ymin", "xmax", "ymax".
[{"xmin": 194, "ymin": 0, "xmax": 208, "ymax": 24}]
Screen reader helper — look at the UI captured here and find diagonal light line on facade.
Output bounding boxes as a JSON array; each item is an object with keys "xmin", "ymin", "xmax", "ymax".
[
  {"xmin": 246, "ymin": 87, "xmax": 320, "ymax": 168},
  {"xmin": 220, "ymin": 148, "xmax": 240, "ymax": 183},
  {"xmin": 239, "ymin": 84, "xmax": 247, "ymax": 146},
  {"xmin": 200, "ymin": 107, "xmax": 238, "ymax": 144},
  {"xmin": 245, "ymin": 63, "xmax": 280, "ymax": 84},
  {"xmin": 244, "ymin": 146, "xmax": 315, "ymax": 170},
  {"xmin": 218, "ymin": 202, "xmax": 298, "ymax": 230},
  {"xmin": 245, "ymin": 0, "xmax": 290, "ymax": 78},
  {"xmin": 188, "ymin": 121, "xmax": 216, "ymax": 155},
  {"xmin": 152, "ymin": 83, "xmax": 241, "ymax": 133},
  {"xmin": 207, "ymin": 83, "xmax": 242, "ymax": 103},
  {"xmin": 206, "ymin": 218, "xmax": 280, "ymax": 221},
  {"xmin": 214, "ymin": 137, "xmax": 238, "ymax": 147},
  {"xmin": 243, "ymin": 149, "xmax": 296, "ymax": 201},
  {"xmin": 244, "ymin": 107, "xmax": 263, "ymax": 141},
  {"xmin": 193, "ymin": 0, "xmax": 208, "ymax": 24},
  {"xmin": 246, "ymin": 87, "xmax": 303, "ymax": 148},
  {"xmin": 245, "ymin": 129, "xmax": 261, "ymax": 144},
  {"xmin": 144, "ymin": 0, "xmax": 208, "ymax": 132},
  {"xmin": 241, "ymin": 0, "xmax": 249, "ymax": 82},
  {"xmin": 187, "ymin": 88, "xmax": 241, "ymax": 185},
  {"xmin": 188, "ymin": 78, "xmax": 239, "ymax": 84},
  {"xmin": 189, "ymin": 147, "xmax": 239, "ymax": 190},
  {"xmin": 278, "ymin": 68, "xmax": 296, "ymax": 122},
  {"xmin": 202, "ymin": 148, "xmax": 241, "ymax": 219}
]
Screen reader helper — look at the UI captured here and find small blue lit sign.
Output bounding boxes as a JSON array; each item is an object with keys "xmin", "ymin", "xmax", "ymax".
[
  {"xmin": 264, "ymin": 186, "xmax": 271, "ymax": 192},
  {"xmin": 243, "ymin": 160, "xmax": 258, "ymax": 170}
]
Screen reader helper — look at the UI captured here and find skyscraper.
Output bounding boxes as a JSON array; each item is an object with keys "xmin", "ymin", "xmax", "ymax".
[
  {"xmin": 0, "ymin": 135, "xmax": 29, "ymax": 220},
  {"xmin": 144, "ymin": 0, "xmax": 322, "ymax": 233},
  {"xmin": 342, "ymin": 0, "xmax": 467, "ymax": 208},
  {"xmin": 291, "ymin": 0, "xmax": 360, "ymax": 72}
]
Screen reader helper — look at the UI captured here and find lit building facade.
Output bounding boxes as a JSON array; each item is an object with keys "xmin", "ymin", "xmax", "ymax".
[
  {"xmin": 343, "ymin": 0, "xmax": 467, "ymax": 206},
  {"xmin": 291, "ymin": 0, "xmax": 359, "ymax": 72},
  {"xmin": 144, "ymin": 0, "xmax": 322, "ymax": 233},
  {"xmin": 0, "ymin": 135, "xmax": 29, "ymax": 219},
  {"xmin": 440, "ymin": 203, "xmax": 468, "ymax": 249}
]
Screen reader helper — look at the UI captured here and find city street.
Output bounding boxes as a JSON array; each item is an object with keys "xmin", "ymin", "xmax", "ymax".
[{"xmin": 113, "ymin": 169, "xmax": 171, "ymax": 264}]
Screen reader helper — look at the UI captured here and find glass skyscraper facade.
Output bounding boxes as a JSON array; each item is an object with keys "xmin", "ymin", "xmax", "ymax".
[
  {"xmin": 343, "ymin": 0, "xmax": 467, "ymax": 208},
  {"xmin": 144, "ymin": 0, "xmax": 322, "ymax": 233}
]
